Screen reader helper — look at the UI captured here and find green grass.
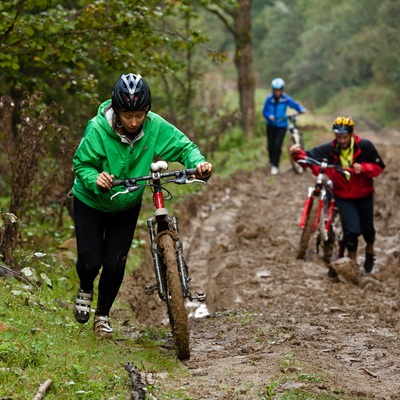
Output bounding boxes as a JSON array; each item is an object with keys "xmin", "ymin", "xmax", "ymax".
[{"xmin": 0, "ymin": 273, "xmax": 189, "ymax": 399}]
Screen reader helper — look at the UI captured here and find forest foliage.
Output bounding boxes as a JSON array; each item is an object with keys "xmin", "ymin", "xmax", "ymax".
[
  {"xmin": 251, "ymin": 0, "xmax": 400, "ymax": 115},
  {"xmin": 1, "ymin": 0, "xmax": 399, "ymax": 135}
]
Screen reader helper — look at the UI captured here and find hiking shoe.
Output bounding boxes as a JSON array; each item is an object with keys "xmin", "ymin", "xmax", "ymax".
[
  {"xmin": 364, "ymin": 253, "xmax": 375, "ymax": 273},
  {"xmin": 93, "ymin": 315, "xmax": 113, "ymax": 336},
  {"xmin": 74, "ymin": 289, "xmax": 93, "ymax": 324},
  {"xmin": 271, "ymin": 166, "xmax": 279, "ymax": 175}
]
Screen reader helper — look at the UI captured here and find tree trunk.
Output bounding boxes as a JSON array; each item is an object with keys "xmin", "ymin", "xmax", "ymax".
[
  {"xmin": 207, "ymin": 0, "xmax": 256, "ymax": 139},
  {"xmin": 233, "ymin": 0, "xmax": 255, "ymax": 140}
]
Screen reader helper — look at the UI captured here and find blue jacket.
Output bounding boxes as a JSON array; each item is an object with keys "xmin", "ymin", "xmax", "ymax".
[{"xmin": 262, "ymin": 93, "xmax": 305, "ymax": 128}]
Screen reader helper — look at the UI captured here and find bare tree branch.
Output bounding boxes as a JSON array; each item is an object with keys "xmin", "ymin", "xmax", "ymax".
[
  {"xmin": 32, "ymin": 378, "xmax": 52, "ymax": 400},
  {"xmin": 206, "ymin": 6, "xmax": 236, "ymax": 37}
]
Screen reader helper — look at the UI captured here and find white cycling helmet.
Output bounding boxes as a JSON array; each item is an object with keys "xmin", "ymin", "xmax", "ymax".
[{"xmin": 271, "ymin": 78, "xmax": 285, "ymax": 90}]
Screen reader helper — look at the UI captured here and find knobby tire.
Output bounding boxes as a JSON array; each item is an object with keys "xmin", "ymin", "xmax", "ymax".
[
  {"xmin": 297, "ymin": 196, "xmax": 319, "ymax": 260},
  {"xmin": 158, "ymin": 233, "xmax": 190, "ymax": 360}
]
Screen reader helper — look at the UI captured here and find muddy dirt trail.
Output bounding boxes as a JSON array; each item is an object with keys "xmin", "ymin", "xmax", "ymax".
[{"xmin": 120, "ymin": 127, "xmax": 400, "ymax": 400}]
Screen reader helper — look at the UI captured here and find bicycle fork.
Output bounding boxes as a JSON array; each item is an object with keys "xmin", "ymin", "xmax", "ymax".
[
  {"xmin": 145, "ymin": 216, "xmax": 206, "ymax": 303},
  {"xmin": 299, "ymin": 187, "xmax": 331, "ymax": 233}
]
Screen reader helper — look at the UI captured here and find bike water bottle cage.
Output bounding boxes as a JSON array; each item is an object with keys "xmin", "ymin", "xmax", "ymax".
[{"xmin": 332, "ymin": 116, "xmax": 354, "ymax": 134}]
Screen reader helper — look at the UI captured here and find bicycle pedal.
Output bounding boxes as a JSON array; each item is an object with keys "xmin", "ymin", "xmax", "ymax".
[
  {"xmin": 196, "ymin": 292, "xmax": 206, "ymax": 302},
  {"xmin": 144, "ymin": 284, "xmax": 157, "ymax": 295}
]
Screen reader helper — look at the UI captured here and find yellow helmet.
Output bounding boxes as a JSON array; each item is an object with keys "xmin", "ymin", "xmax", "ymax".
[{"xmin": 332, "ymin": 116, "xmax": 355, "ymax": 134}]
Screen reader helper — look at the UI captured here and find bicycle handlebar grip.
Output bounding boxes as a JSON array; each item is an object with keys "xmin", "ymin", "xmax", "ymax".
[
  {"xmin": 185, "ymin": 168, "xmax": 198, "ymax": 176},
  {"xmin": 112, "ymin": 179, "xmax": 125, "ymax": 187}
]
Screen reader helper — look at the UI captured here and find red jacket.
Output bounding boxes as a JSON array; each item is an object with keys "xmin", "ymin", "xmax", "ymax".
[{"xmin": 293, "ymin": 134, "xmax": 385, "ymax": 199}]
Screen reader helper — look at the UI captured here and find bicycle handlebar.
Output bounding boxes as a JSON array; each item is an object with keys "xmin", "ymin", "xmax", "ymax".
[
  {"xmin": 110, "ymin": 167, "xmax": 207, "ymax": 201},
  {"xmin": 275, "ymin": 112, "xmax": 304, "ymax": 124},
  {"xmin": 112, "ymin": 168, "xmax": 201, "ymax": 188},
  {"xmin": 298, "ymin": 156, "xmax": 352, "ymax": 176}
]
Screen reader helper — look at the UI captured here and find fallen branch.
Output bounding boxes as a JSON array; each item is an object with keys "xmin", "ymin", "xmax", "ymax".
[
  {"xmin": 124, "ymin": 362, "xmax": 146, "ymax": 400},
  {"xmin": 0, "ymin": 262, "xmax": 38, "ymax": 288},
  {"xmin": 361, "ymin": 367, "xmax": 378, "ymax": 378},
  {"xmin": 32, "ymin": 378, "xmax": 52, "ymax": 400}
]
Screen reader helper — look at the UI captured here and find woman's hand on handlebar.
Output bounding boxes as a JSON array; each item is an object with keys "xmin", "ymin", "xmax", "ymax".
[
  {"xmin": 196, "ymin": 162, "xmax": 213, "ymax": 178},
  {"xmin": 97, "ymin": 171, "xmax": 115, "ymax": 191}
]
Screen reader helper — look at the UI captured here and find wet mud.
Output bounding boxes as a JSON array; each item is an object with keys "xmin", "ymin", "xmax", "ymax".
[{"xmin": 120, "ymin": 127, "xmax": 400, "ymax": 399}]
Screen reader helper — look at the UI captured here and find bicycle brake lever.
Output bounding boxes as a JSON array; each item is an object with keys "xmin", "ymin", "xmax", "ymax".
[
  {"xmin": 173, "ymin": 172, "xmax": 207, "ymax": 185},
  {"xmin": 186, "ymin": 177, "xmax": 206, "ymax": 185},
  {"xmin": 110, "ymin": 189, "xmax": 129, "ymax": 200}
]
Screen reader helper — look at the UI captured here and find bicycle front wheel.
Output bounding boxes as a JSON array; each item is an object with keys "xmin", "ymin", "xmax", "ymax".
[
  {"xmin": 158, "ymin": 233, "xmax": 190, "ymax": 360},
  {"xmin": 297, "ymin": 196, "xmax": 319, "ymax": 260}
]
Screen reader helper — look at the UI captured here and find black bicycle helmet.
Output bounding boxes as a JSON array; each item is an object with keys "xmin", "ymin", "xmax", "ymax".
[{"xmin": 112, "ymin": 73, "xmax": 151, "ymax": 112}]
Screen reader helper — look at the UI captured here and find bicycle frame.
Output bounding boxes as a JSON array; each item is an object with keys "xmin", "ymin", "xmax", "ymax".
[
  {"xmin": 287, "ymin": 115, "xmax": 303, "ymax": 148},
  {"xmin": 296, "ymin": 158, "xmax": 349, "ymax": 261},
  {"xmin": 112, "ymin": 162, "xmax": 206, "ymax": 303},
  {"xmin": 299, "ymin": 161, "xmax": 330, "ymax": 232},
  {"xmin": 145, "ymin": 171, "xmax": 202, "ymax": 303},
  {"xmin": 286, "ymin": 114, "xmax": 305, "ymax": 174}
]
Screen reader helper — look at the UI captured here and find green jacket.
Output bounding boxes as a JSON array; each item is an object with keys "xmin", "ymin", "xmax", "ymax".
[{"xmin": 72, "ymin": 100, "xmax": 206, "ymax": 212}]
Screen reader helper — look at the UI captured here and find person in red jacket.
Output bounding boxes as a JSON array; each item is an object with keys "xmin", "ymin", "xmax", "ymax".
[{"xmin": 290, "ymin": 116, "xmax": 385, "ymax": 273}]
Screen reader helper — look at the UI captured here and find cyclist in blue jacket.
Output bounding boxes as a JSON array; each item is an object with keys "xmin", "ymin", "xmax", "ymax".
[{"xmin": 262, "ymin": 78, "xmax": 306, "ymax": 175}]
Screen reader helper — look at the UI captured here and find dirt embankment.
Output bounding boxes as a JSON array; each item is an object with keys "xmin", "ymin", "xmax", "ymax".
[{"xmin": 120, "ymin": 127, "xmax": 400, "ymax": 400}]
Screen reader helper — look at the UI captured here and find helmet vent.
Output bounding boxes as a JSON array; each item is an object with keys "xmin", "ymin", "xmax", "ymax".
[{"xmin": 121, "ymin": 74, "xmax": 142, "ymax": 95}]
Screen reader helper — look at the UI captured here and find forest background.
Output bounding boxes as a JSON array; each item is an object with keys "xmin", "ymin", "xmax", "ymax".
[{"xmin": 0, "ymin": 0, "xmax": 399, "ymax": 269}]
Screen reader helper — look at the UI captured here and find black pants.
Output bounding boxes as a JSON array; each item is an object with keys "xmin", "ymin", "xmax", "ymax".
[
  {"xmin": 73, "ymin": 197, "xmax": 141, "ymax": 316},
  {"xmin": 266, "ymin": 125, "xmax": 287, "ymax": 168},
  {"xmin": 335, "ymin": 195, "xmax": 375, "ymax": 252}
]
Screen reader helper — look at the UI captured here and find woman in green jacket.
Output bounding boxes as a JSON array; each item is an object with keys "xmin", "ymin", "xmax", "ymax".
[{"xmin": 72, "ymin": 73, "xmax": 212, "ymax": 336}]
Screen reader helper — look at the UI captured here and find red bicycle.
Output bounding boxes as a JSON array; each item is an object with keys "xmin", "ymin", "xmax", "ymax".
[
  {"xmin": 296, "ymin": 157, "xmax": 349, "ymax": 263},
  {"xmin": 111, "ymin": 161, "xmax": 207, "ymax": 360}
]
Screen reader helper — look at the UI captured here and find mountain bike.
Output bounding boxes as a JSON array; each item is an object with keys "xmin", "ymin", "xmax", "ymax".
[
  {"xmin": 286, "ymin": 114, "xmax": 305, "ymax": 174},
  {"xmin": 295, "ymin": 157, "xmax": 349, "ymax": 263},
  {"xmin": 111, "ymin": 161, "xmax": 207, "ymax": 360}
]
